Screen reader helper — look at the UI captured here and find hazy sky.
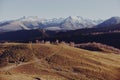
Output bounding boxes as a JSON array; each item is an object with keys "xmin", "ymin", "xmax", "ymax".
[{"xmin": 0, "ymin": 0, "xmax": 120, "ymax": 21}]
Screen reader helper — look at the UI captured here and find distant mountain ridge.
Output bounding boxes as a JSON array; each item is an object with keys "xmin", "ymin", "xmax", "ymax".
[
  {"xmin": 0, "ymin": 16, "xmax": 103, "ymax": 32},
  {"xmin": 1, "ymin": 16, "xmax": 120, "ymax": 33},
  {"xmin": 96, "ymin": 16, "xmax": 120, "ymax": 27}
]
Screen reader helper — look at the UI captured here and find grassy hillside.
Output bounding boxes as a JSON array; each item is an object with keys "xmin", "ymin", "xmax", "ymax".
[
  {"xmin": 76, "ymin": 42, "xmax": 120, "ymax": 54},
  {"xmin": 0, "ymin": 43, "xmax": 120, "ymax": 80}
]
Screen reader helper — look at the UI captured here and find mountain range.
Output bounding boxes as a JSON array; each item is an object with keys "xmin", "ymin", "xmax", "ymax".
[
  {"xmin": 0, "ymin": 16, "xmax": 120, "ymax": 32},
  {"xmin": 0, "ymin": 16, "xmax": 104, "ymax": 32}
]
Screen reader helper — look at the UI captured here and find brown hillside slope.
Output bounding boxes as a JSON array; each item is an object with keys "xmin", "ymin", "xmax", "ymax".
[
  {"xmin": 76, "ymin": 42, "xmax": 120, "ymax": 54},
  {"xmin": 0, "ymin": 43, "xmax": 120, "ymax": 80}
]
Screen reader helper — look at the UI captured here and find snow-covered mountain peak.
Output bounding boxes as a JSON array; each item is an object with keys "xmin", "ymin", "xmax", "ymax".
[
  {"xmin": 65, "ymin": 16, "xmax": 84, "ymax": 22},
  {"xmin": 110, "ymin": 16, "xmax": 120, "ymax": 20},
  {"xmin": 108, "ymin": 17, "xmax": 120, "ymax": 24},
  {"xmin": 96, "ymin": 16, "xmax": 120, "ymax": 27},
  {"xmin": 45, "ymin": 17, "xmax": 65, "ymax": 24}
]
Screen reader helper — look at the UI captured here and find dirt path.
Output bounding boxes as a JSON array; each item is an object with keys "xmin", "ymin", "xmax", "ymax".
[
  {"xmin": 43, "ymin": 46, "xmax": 63, "ymax": 60},
  {"xmin": 0, "ymin": 45, "xmax": 63, "ymax": 72},
  {"xmin": 0, "ymin": 57, "xmax": 40, "ymax": 71}
]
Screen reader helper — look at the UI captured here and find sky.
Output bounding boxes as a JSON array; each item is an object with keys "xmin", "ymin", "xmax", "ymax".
[{"xmin": 0, "ymin": 0, "xmax": 120, "ymax": 21}]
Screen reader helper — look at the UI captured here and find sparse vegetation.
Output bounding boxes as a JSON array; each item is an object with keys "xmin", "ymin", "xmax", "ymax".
[
  {"xmin": 0, "ymin": 44, "xmax": 34, "ymax": 67},
  {"xmin": 76, "ymin": 42, "xmax": 120, "ymax": 54},
  {"xmin": 0, "ymin": 43, "xmax": 120, "ymax": 80}
]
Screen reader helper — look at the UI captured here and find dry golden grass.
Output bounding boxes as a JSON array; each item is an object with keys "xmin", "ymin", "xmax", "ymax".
[
  {"xmin": 0, "ymin": 43, "xmax": 120, "ymax": 80},
  {"xmin": 78, "ymin": 42, "xmax": 120, "ymax": 54}
]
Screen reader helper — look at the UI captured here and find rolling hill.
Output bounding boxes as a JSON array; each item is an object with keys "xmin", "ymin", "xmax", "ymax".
[{"xmin": 0, "ymin": 43, "xmax": 120, "ymax": 80}]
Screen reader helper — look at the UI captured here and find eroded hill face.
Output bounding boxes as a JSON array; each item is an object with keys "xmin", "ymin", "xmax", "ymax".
[
  {"xmin": 0, "ymin": 43, "xmax": 120, "ymax": 80},
  {"xmin": 76, "ymin": 42, "xmax": 120, "ymax": 54}
]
